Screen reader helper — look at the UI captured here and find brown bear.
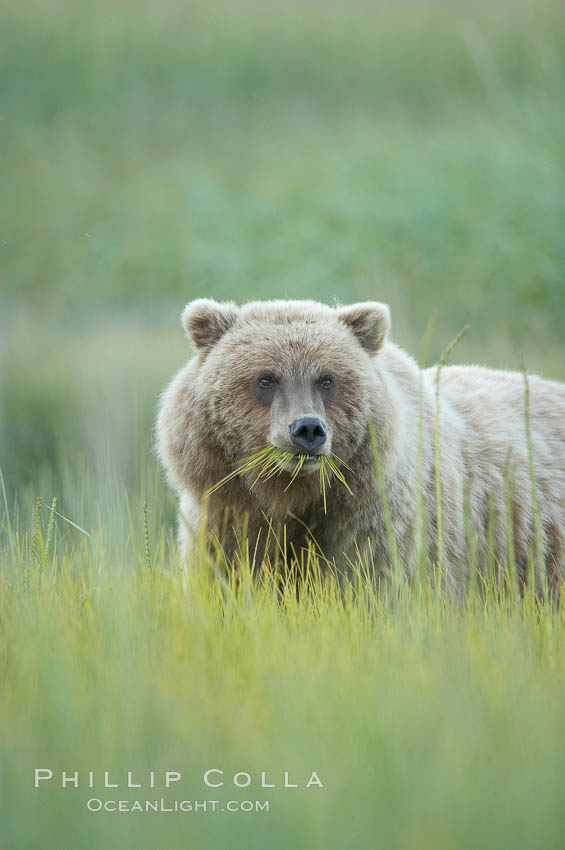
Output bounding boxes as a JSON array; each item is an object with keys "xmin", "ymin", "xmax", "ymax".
[{"xmin": 157, "ymin": 298, "xmax": 565, "ymax": 593}]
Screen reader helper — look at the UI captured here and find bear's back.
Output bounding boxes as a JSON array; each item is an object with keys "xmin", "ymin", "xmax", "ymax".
[{"xmin": 429, "ymin": 365, "xmax": 565, "ymax": 439}]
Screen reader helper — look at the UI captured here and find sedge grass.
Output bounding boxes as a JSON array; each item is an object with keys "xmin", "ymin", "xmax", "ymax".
[
  {"xmin": 2, "ymin": 491, "xmax": 565, "ymax": 850},
  {"xmin": 206, "ymin": 446, "xmax": 353, "ymax": 513},
  {"xmin": 434, "ymin": 325, "xmax": 470, "ymax": 576}
]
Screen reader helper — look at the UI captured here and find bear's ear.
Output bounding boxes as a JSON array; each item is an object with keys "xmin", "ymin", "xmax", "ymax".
[
  {"xmin": 181, "ymin": 299, "xmax": 239, "ymax": 350},
  {"xmin": 337, "ymin": 302, "xmax": 391, "ymax": 353}
]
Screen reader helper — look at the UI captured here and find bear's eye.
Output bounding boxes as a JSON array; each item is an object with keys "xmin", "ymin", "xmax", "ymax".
[
  {"xmin": 319, "ymin": 376, "xmax": 333, "ymax": 390},
  {"xmin": 258, "ymin": 373, "xmax": 276, "ymax": 389}
]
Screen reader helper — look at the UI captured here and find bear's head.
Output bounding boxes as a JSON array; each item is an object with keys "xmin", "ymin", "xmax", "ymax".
[{"xmin": 168, "ymin": 298, "xmax": 391, "ymax": 509}]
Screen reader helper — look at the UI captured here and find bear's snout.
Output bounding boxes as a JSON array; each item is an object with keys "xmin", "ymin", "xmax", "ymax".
[{"xmin": 288, "ymin": 417, "xmax": 328, "ymax": 452}]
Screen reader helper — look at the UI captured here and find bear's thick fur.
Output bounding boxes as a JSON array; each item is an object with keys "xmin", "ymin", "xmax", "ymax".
[{"xmin": 157, "ymin": 298, "xmax": 565, "ymax": 593}]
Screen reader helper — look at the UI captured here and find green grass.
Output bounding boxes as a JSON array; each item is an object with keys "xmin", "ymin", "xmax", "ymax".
[
  {"xmin": 2, "ymin": 500, "xmax": 565, "ymax": 850},
  {"xmin": 1, "ymin": 0, "xmax": 565, "ymax": 847},
  {"xmin": 206, "ymin": 445, "xmax": 352, "ymax": 513}
]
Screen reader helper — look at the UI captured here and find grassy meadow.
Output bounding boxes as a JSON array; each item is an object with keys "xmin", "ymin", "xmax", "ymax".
[{"xmin": 1, "ymin": 0, "xmax": 565, "ymax": 847}]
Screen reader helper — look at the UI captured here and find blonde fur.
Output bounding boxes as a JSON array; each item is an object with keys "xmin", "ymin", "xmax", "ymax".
[{"xmin": 158, "ymin": 299, "xmax": 565, "ymax": 593}]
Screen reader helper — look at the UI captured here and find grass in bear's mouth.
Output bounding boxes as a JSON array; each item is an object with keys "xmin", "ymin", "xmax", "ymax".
[{"xmin": 206, "ymin": 446, "xmax": 353, "ymax": 512}]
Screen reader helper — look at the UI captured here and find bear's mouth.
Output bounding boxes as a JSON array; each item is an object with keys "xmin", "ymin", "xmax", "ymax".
[
  {"xmin": 206, "ymin": 446, "xmax": 352, "ymax": 509},
  {"xmin": 286, "ymin": 452, "xmax": 323, "ymax": 472},
  {"xmin": 298, "ymin": 453, "xmax": 321, "ymax": 463}
]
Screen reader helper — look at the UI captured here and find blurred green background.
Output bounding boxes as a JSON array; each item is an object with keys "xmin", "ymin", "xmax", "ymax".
[{"xmin": 1, "ymin": 1, "xmax": 565, "ymax": 847}]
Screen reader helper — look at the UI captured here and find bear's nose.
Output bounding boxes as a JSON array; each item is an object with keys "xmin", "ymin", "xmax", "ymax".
[{"xmin": 289, "ymin": 417, "xmax": 328, "ymax": 451}]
